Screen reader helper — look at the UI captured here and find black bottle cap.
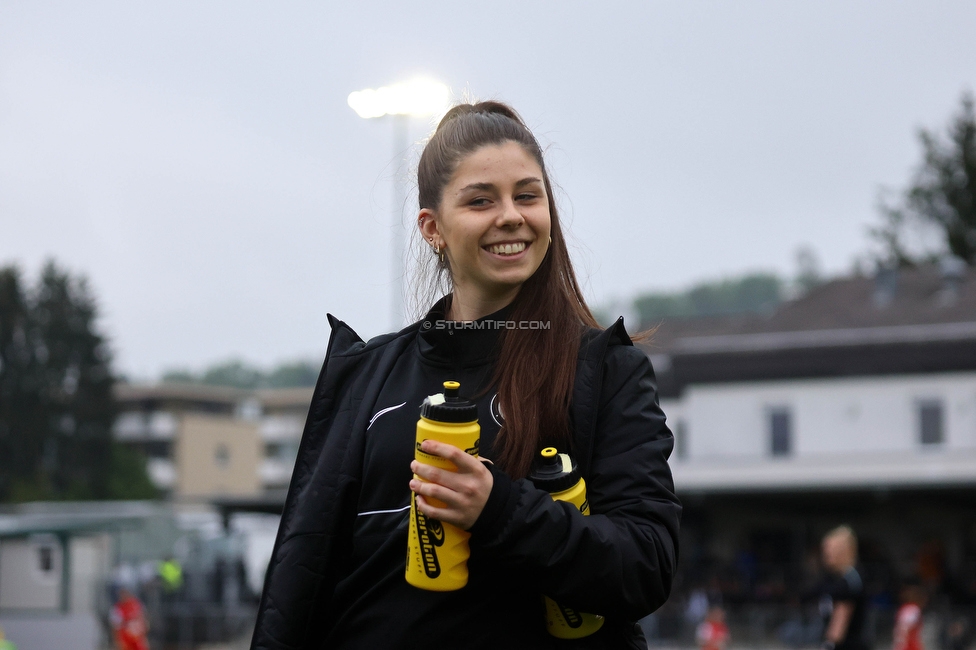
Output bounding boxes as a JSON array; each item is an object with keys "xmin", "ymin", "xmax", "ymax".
[
  {"xmin": 528, "ymin": 447, "xmax": 580, "ymax": 493},
  {"xmin": 419, "ymin": 381, "xmax": 478, "ymax": 423}
]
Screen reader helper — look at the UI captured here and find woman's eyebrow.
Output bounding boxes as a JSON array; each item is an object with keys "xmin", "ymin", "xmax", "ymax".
[
  {"xmin": 458, "ymin": 182, "xmax": 495, "ymax": 193},
  {"xmin": 458, "ymin": 177, "xmax": 542, "ymax": 193}
]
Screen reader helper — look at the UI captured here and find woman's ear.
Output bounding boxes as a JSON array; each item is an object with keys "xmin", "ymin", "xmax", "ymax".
[{"xmin": 418, "ymin": 208, "xmax": 440, "ymax": 248}]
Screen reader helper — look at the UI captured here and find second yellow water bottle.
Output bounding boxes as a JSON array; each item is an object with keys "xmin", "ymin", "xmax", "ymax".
[{"xmin": 529, "ymin": 447, "xmax": 605, "ymax": 639}]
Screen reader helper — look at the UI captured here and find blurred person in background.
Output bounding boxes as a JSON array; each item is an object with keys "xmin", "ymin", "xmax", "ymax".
[
  {"xmin": 685, "ymin": 586, "xmax": 710, "ymax": 629},
  {"xmin": 893, "ymin": 578, "xmax": 927, "ymax": 650},
  {"xmin": 251, "ymin": 101, "xmax": 681, "ymax": 649},
  {"xmin": 696, "ymin": 605, "xmax": 729, "ymax": 650},
  {"xmin": 111, "ymin": 587, "xmax": 149, "ymax": 650},
  {"xmin": 0, "ymin": 626, "xmax": 16, "ymax": 650},
  {"xmin": 941, "ymin": 615, "xmax": 971, "ymax": 650},
  {"xmin": 157, "ymin": 555, "xmax": 183, "ymax": 594},
  {"xmin": 819, "ymin": 526, "xmax": 870, "ymax": 650}
]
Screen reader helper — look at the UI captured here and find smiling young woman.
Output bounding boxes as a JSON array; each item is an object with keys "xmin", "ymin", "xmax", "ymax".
[
  {"xmin": 419, "ymin": 140, "xmax": 551, "ymax": 310},
  {"xmin": 252, "ymin": 101, "xmax": 681, "ymax": 650}
]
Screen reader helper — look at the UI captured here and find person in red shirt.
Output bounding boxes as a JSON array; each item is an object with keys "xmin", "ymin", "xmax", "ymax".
[
  {"xmin": 110, "ymin": 588, "xmax": 150, "ymax": 650},
  {"xmin": 893, "ymin": 580, "xmax": 927, "ymax": 650},
  {"xmin": 696, "ymin": 605, "xmax": 730, "ymax": 650}
]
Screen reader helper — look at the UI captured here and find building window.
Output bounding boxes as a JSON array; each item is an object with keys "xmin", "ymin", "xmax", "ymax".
[
  {"xmin": 214, "ymin": 444, "xmax": 231, "ymax": 468},
  {"xmin": 37, "ymin": 545, "xmax": 54, "ymax": 573},
  {"xmin": 918, "ymin": 400, "xmax": 944, "ymax": 445},
  {"xmin": 265, "ymin": 441, "xmax": 300, "ymax": 463},
  {"xmin": 141, "ymin": 440, "xmax": 172, "ymax": 459},
  {"xmin": 769, "ymin": 407, "xmax": 792, "ymax": 457},
  {"xmin": 674, "ymin": 420, "xmax": 687, "ymax": 460},
  {"xmin": 30, "ymin": 536, "xmax": 60, "ymax": 584}
]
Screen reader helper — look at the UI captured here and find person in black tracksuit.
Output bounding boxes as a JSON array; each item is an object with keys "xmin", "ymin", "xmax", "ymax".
[
  {"xmin": 252, "ymin": 102, "xmax": 681, "ymax": 649},
  {"xmin": 820, "ymin": 526, "xmax": 870, "ymax": 650}
]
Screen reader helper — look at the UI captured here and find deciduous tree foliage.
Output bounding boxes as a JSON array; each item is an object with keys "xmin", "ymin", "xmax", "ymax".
[
  {"xmin": 633, "ymin": 273, "xmax": 783, "ymax": 329},
  {"xmin": 162, "ymin": 359, "xmax": 319, "ymax": 388},
  {"xmin": 874, "ymin": 93, "xmax": 976, "ymax": 266},
  {"xmin": 0, "ymin": 261, "xmax": 155, "ymax": 502}
]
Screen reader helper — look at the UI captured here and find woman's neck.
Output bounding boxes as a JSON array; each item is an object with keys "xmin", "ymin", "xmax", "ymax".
[{"xmin": 447, "ymin": 287, "xmax": 519, "ymax": 321}]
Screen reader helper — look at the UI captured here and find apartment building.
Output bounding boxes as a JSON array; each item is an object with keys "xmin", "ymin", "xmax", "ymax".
[{"xmin": 113, "ymin": 383, "xmax": 312, "ymax": 500}]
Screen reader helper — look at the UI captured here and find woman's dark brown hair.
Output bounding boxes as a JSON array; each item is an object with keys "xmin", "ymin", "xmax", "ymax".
[{"xmin": 417, "ymin": 101, "xmax": 600, "ymax": 479}]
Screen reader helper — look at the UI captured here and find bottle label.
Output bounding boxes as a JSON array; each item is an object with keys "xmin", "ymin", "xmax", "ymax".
[
  {"xmin": 412, "ymin": 493, "xmax": 445, "ymax": 578},
  {"xmin": 558, "ymin": 603, "xmax": 584, "ymax": 628}
]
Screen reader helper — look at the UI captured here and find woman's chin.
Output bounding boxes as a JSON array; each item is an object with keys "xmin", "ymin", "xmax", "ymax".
[{"xmin": 456, "ymin": 276, "xmax": 528, "ymax": 302}]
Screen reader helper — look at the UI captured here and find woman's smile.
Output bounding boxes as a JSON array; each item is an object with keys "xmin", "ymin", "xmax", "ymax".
[{"xmin": 483, "ymin": 240, "xmax": 530, "ymax": 257}]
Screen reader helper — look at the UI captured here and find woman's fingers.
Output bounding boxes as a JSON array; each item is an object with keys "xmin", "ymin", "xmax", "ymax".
[
  {"xmin": 410, "ymin": 478, "xmax": 456, "ymax": 506},
  {"xmin": 419, "ymin": 439, "xmax": 482, "ymax": 471},
  {"xmin": 409, "ymin": 473, "xmax": 479, "ymax": 508},
  {"xmin": 409, "ymin": 439, "xmax": 493, "ymax": 530},
  {"xmin": 414, "ymin": 494, "xmax": 452, "ymax": 523},
  {"xmin": 411, "ymin": 460, "xmax": 453, "ymax": 486}
]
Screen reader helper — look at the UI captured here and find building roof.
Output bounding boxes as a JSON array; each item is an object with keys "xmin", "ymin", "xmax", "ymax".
[
  {"xmin": 645, "ymin": 264, "xmax": 976, "ymax": 346},
  {"xmin": 255, "ymin": 387, "xmax": 314, "ymax": 410},
  {"xmin": 673, "ymin": 449, "xmax": 976, "ymax": 493},
  {"xmin": 115, "ymin": 382, "xmax": 248, "ymax": 404},
  {"xmin": 0, "ymin": 501, "xmax": 167, "ymax": 538},
  {"xmin": 115, "ymin": 383, "xmax": 314, "ymax": 411},
  {"xmin": 640, "ymin": 264, "xmax": 976, "ymax": 397}
]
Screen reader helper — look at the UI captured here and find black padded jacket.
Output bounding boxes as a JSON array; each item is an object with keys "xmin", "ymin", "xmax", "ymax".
[{"xmin": 251, "ymin": 312, "xmax": 681, "ymax": 649}]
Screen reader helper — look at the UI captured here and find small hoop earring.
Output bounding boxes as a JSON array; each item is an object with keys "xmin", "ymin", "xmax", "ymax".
[{"xmin": 549, "ymin": 236, "xmax": 552, "ymax": 245}]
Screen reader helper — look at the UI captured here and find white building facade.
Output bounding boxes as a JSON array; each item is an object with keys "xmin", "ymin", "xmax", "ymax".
[
  {"xmin": 641, "ymin": 265, "xmax": 976, "ymax": 644},
  {"xmin": 665, "ymin": 370, "xmax": 976, "ymax": 492}
]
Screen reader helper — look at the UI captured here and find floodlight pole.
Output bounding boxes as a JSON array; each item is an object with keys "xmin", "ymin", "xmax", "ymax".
[
  {"xmin": 348, "ymin": 79, "xmax": 449, "ymax": 330},
  {"xmin": 391, "ymin": 114, "xmax": 409, "ymax": 329}
]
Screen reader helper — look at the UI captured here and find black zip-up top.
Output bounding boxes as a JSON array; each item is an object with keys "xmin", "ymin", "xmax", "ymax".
[
  {"xmin": 325, "ymin": 299, "xmax": 511, "ymax": 645},
  {"xmin": 252, "ymin": 297, "xmax": 681, "ymax": 649}
]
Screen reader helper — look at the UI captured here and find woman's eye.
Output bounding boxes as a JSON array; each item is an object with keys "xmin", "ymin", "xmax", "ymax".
[
  {"xmin": 469, "ymin": 198, "xmax": 490, "ymax": 206},
  {"xmin": 516, "ymin": 193, "xmax": 537, "ymax": 202}
]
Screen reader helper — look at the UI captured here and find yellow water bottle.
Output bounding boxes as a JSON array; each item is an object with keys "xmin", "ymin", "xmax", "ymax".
[
  {"xmin": 406, "ymin": 381, "xmax": 480, "ymax": 591},
  {"xmin": 529, "ymin": 447, "xmax": 605, "ymax": 638}
]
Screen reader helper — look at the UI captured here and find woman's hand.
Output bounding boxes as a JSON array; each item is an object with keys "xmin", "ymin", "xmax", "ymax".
[{"xmin": 409, "ymin": 439, "xmax": 493, "ymax": 531}]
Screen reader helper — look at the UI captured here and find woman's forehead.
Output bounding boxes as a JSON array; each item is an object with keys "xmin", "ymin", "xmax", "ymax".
[{"xmin": 449, "ymin": 142, "xmax": 543, "ymax": 187}]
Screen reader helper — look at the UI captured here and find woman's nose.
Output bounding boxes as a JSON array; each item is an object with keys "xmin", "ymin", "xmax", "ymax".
[{"xmin": 497, "ymin": 199, "xmax": 524, "ymax": 227}]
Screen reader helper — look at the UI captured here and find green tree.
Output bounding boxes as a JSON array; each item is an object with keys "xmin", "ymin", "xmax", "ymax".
[
  {"xmin": 266, "ymin": 361, "xmax": 319, "ymax": 388},
  {"xmin": 163, "ymin": 358, "xmax": 320, "ymax": 388},
  {"xmin": 0, "ymin": 267, "xmax": 39, "ymax": 500},
  {"xmin": 199, "ymin": 360, "xmax": 264, "ymax": 388},
  {"xmin": 873, "ymin": 93, "xmax": 976, "ymax": 265},
  {"xmin": 0, "ymin": 261, "xmax": 154, "ymax": 502},
  {"xmin": 108, "ymin": 444, "xmax": 159, "ymax": 500},
  {"xmin": 160, "ymin": 369, "xmax": 195, "ymax": 383},
  {"xmin": 633, "ymin": 273, "xmax": 782, "ymax": 328}
]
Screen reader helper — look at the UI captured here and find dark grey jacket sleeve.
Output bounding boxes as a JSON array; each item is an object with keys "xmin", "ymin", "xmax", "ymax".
[{"xmin": 469, "ymin": 345, "xmax": 680, "ymax": 620}]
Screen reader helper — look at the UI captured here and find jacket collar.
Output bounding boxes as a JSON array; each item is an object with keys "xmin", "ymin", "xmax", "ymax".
[
  {"xmin": 324, "ymin": 303, "xmax": 632, "ymax": 372},
  {"xmin": 417, "ymin": 295, "xmax": 514, "ymax": 367}
]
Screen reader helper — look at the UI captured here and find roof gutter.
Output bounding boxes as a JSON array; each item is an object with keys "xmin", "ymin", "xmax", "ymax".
[{"xmin": 670, "ymin": 321, "xmax": 976, "ymax": 355}]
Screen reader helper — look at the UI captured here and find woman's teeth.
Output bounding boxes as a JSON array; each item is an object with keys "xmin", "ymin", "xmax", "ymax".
[{"xmin": 485, "ymin": 242, "xmax": 527, "ymax": 256}]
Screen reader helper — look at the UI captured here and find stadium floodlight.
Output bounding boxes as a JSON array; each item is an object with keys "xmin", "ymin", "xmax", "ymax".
[
  {"xmin": 348, "ymin": 78, "xmax": 451, "ymax": 328},
  {"xmin": 347, "ymin": 78, "xmax": 450, "ymax": 119}
]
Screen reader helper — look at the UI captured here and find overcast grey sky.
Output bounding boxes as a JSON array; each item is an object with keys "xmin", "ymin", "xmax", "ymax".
[{"xmin": 2, "ymin": 1, "xmax": 974, "ymax": 379}]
